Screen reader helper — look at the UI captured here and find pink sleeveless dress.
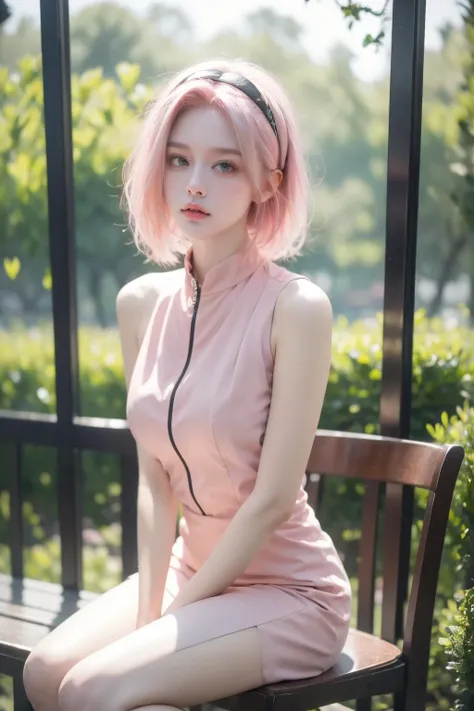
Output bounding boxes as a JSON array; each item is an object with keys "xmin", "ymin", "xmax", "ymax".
[{"xmin": 127, "ymin": 238, "xmax": 351, "ymax": 685}]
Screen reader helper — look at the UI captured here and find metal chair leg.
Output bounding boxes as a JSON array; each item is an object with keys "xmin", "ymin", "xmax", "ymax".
[{"xmin": 394, "ymin": 689, "xmax": 407, "ymax": 711}]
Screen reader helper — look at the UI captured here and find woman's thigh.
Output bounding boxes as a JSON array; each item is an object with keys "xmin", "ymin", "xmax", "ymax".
[
  {"xmin": 58, "ymin": 600, "xmax": 263, "ymax": 711},
  {"xmin": 58, "ymin": 584, "xmax": 317, "ymax": 710},
  {"xmin": 23, "ymin": 572, "xmax": 142, "ymax": 706}
]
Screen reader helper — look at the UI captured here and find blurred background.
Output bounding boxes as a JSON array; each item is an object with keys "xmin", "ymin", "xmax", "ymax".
[
  {"xmin": 0, "ymin": 0, "xmax": 470, "ymax": 330},
  {"xmin": 1, "ymin": 3, "xmax": 474, "ymax": 709}
]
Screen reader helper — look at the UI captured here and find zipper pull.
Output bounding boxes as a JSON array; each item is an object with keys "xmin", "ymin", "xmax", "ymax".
[
  {"xmin": 191, "ymin": 277, "xmax": 198, "ymax": 304},
  {"xmin": 188, "ymin": 277, "xmax": 199, "ymax": 308}
]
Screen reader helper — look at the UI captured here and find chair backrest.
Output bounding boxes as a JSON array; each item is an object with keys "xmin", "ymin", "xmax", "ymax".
[{"xmin": 305, "ymin": 430, "xmax": 464, "ymax": 673}]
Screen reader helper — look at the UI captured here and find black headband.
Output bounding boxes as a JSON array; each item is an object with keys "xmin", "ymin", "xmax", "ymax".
[{"xmin": 180, "ymin": 69, "xmax": 280, "ymax": 145}]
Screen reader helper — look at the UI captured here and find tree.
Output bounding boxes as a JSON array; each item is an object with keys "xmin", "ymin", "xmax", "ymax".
[
  {"xmin": 451, "ymin": 0, "xmax": 474, "ymax": 322},
  {"xmin": 0, "ymin": 2, "xmax": 466, "ymax": 322},
  {"xmin": 408, "ymin": 28, "xmax": 467, "ymax": 314},
  {"xmin": 244, "ymin": 8, "xmax": 304, "ymax": 47},
  {"xmin": 0, "ymin": 16, "xmax": 41, "ymax": 71},
  {"xmin": 69, "ymin": 2, "xmax": 193, "ymax": 81},
  {"xmin": 145, "ymin": 2, "xmax": 193, "ymax": 41},
  {"xmin": 307, "ymin": 1, "xmax": 473, "ymax": 318},
  {"xmin": 70, "ymin": 3, "xmax": 156, "ymax": 79},
  {"xmin": 0, "ymin": 1, "xmax": 10, "ymax": 26},
  {"xmin": 0, "ymin": 58, "xmax": 158, "ymax": 326}
]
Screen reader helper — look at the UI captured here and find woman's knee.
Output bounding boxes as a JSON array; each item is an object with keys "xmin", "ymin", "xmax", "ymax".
[
  {"xmin": 23, "ymin": 643, "xmax": 71, "ymax": 710},
  {"xmin": 57, "ymin": 661, "xmax": 117, "ymax": 711}
]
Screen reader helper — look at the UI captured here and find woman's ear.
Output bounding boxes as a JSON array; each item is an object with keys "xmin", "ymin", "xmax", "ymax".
[{"xmin": 256, "ymin": 169, "xmax": 283, "ymax": 204}]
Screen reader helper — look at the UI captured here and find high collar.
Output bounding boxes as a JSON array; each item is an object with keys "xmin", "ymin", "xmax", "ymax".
[{"xmin": 182, "ymin": 239, "xmax": 266, "ymax": 307}]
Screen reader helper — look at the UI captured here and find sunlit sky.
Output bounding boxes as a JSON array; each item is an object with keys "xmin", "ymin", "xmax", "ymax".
[{"xmin": 13, "ymin": 0, "xmax": 462, "ymax": 81}]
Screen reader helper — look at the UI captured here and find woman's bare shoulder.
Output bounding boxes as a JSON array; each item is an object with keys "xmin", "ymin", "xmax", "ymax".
[{"xmin": 116, "ymin": 269, "xmax": 183, "ymax": 345}]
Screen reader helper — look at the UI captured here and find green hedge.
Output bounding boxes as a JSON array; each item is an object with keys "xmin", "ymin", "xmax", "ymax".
[{"xmin": 429, "ymin": 405, "xmax": 474, "ymax": 711}]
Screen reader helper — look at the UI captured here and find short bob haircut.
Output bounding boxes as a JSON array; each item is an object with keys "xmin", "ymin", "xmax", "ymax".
[{"xmin": 122, "ymin": 58, "xmax": 311, "ymax": 266}]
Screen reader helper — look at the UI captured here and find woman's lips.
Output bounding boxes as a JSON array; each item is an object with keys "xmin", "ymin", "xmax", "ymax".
[{"xmin": 181, "ymin": 209, "xmax": 210, "ymax": 221}]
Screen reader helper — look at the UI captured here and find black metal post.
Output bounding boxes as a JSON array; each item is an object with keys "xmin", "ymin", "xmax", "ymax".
[
  {"xmin": 9, "ymin": 445, "xmax": 23, "ymax": 579},
  {"xmin": 39, "ymin": 0, "xmax": 82, "ymax": 590},
  {"xmin": 380, "ymin": 0, "xmax": 427, "ymax": 640},
  {"xmin": 120, "ymin": 454, "xmax": 138, "ymax": 579}
]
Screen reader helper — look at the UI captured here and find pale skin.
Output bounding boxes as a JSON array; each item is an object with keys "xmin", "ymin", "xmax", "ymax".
[{"xmin": 22, "ymin": 105, "xmax": 333, "ymax": 711}]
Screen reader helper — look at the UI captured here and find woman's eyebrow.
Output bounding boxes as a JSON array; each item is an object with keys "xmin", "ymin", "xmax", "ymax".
[{"xmin": 167, "ymin": 141, "xmax": 242, "ymax": 157}]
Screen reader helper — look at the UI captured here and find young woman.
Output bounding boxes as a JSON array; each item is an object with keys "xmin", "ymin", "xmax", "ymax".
[{"xmin": 23, "ymin": 59, "xmax": 351, "ymax": 711}]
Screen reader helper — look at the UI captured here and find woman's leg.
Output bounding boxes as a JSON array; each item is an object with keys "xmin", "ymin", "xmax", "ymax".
[
  {"xmin": 23, "ymin": 573, "xmax": 143, "ymax": 711},
  {"xmin": 56, "ymin": 604, "xmax": 263, "ymax": 711}
]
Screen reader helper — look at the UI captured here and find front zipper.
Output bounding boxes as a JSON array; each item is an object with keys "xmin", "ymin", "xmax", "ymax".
[{"xmin": 167, "ymin": 277, "xmax": 207, "ymax": 516}]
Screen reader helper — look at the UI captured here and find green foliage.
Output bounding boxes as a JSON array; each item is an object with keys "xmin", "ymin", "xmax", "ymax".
[
  {"xmin": 326, "ymin": 309, "xmax": 474, "ymax": 440},
  {"xmin": 445, "ymin": 588, "xmax": 474, "ymax": 711},
  {"xmin": 448, "ymin": 0, "xmax": 474, "ymax": 321},
  {"xmin": 1, "ymin": 25, "xmax": 468, "ymax": 324},
  {"xmin": 32, "ymin": 57, "xmax": 152, "ymax": 256},
  {"xmin": 0, "ymin": 57, "xmax": 157, "ymax": 326},
  {"xmin": 0, "ymin": 674, "xmax": 13, "ymax": 711},
  {"xmin": 0, "ymin": 536, "xmax": 121, "ymax": 594},
  {"xmin": 428, "ymin": 404, "xmax": 474, "ymax": 587},
  {"xmin": 308, "ymin": 0, "xmax": 389, "ymax": 47},
  {"xmin": 428, "ymin": 403, "xmax": 474, "ymax": 710}
]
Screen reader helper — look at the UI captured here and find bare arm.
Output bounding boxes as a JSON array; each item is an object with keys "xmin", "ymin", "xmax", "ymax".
[
  {"xmin": 166, "ymin": 278, "xmax": 333, "ymax": 613},
  {"xmin": 116, "ymin": 277, "xmax": 179, "ymax": 627}
]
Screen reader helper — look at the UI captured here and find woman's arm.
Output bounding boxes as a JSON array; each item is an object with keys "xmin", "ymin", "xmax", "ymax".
[
  {"xmin": 165, "ymin": 278, "xmax": 333, "ymax": 614},
  {"xmin": 135, "ymin": 447, "xmax": 178, "ymax": 627},
  {"xmin": 116, "ymin": 277, "xmax": 178, "ymax": 627}
]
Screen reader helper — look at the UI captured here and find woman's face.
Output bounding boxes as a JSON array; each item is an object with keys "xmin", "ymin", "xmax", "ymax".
[{"xmin": 163, "ymin": 105, "xmax": 255, "ymax": 246}]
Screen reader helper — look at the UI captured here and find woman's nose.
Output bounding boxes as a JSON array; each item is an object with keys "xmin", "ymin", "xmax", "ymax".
[
  {"xmin": 187, "ymin": 184, "xmax": 205, "ymax": 197},
  {"xmin": 187, "ymin": 165, "xmax": 207, "ymax": 197}
]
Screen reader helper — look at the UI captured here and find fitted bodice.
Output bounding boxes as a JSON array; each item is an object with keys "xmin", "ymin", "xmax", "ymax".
[
  {"xmin": 127, "ymin": 239, "xmax": 300, "ymax": 517},
  {"xmin": 127, "ymin": 239, "xmax": 351, "ymax": 591}
]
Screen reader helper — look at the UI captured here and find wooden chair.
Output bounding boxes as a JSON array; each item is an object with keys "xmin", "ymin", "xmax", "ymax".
[
  {"xmin": 202, "ymin": 430, "xmax": 464, "ymax": 711},
  {"xmin": 0, "ymin": 430, "xmax": 464, "ymax": 711}
]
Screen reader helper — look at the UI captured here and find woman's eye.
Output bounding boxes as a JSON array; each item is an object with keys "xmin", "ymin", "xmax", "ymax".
[
  {"xmin": 216, "ymin": 161, "xmax": 236, "ymax": 173},
  {"xmin": 169, "ymin": 155, "xmax": 188, "ymax": 167},
  {"xmin": 167, "ymin": 156, "xmax": 236, "ymax": 172}
]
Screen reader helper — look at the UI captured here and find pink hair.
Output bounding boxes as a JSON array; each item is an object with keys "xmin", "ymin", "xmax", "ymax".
[{"xmin": 121, "ymin": 59, "xmax": 311, "ymax": 266}]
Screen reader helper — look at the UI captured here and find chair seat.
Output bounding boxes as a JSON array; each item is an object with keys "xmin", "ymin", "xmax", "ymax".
[{"xmin": 214, "ymin": 628, "xmax": 406, "ymax": 711}]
